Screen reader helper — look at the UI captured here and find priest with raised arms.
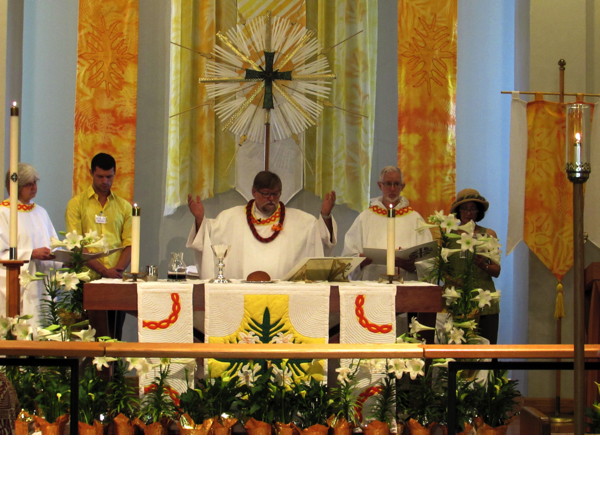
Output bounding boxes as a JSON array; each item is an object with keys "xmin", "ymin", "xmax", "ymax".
[{"xmin": 187, "ymin": 171, "xmax": 337, "ymax": 281}]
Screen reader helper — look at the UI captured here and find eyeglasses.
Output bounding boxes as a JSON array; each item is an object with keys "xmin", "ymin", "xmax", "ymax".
[
  {"xmin": 256, "ymin": 190, "xmax": 281, "ymax": 199},
  {"xmin": 380, "ymin": 181, "xmax": 402, "ymax": 188}
]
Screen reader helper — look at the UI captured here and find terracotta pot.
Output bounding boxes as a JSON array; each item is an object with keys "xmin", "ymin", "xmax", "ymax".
[
  {"xmin": 111, "ymin": 413, "xmax": 135, "ymax": 435},
  {"xmin": 299, "ymin": 423, "xmax": 329, "ymax": 435},
  {"xmin": 14, "ymin": 411, "xmax": 32, "ymax": 435},
  {"xmin": 274, "ymin": 422, "xmax": 298, "ymax": 435},
  {"xmin": 131, "ymin": 417, "xmax": 167, "ymax": 435},
  {"xmin": 245, "ymin": 417, "xmax": 273, "ymax": 435},
  {"xmin": 211, "ymin": 417, "xmax": 237, "ymax": 435},
  {"xmin": 78, "ymin": 420, "xmax": 104, "ymax": 435},
  {"xmin": 406, "ymin": 418, "xmax": 436, "ymax": 435},
  {"xmin": 177, "ymin": 414, "xmax": 213, "ymax": 435},
  {"xmin": 33, "ymin": 414, "xmax": 69, "ymax": 435},
  {"xmin": 363, "ymin": 420, "xmax": 390, "ymax": 435},
  {"xmin": 327, "ymin": 416, "xmax": 353, "ymax": 435}
]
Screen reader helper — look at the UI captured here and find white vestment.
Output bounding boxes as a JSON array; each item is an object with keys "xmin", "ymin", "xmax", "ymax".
[
  {"xmin": 187, "ymin": 204, "xmax": 337, "ymax": 280},
  {"xmin": 342, "ymin": 196, "xmax": 433, "ymax": 281},
  {"xmin": 0, "ymin": 204, "xmax": 59, "ymax": 326}
]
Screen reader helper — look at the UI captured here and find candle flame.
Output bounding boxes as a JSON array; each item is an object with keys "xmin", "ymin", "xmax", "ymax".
[
  {"xmin": 11, "ymin": 101, "xmax": 17, "ymax": 107},
  {"xmin": 575, "ymin": 132, "xmax": 581, "ymax": 143}
]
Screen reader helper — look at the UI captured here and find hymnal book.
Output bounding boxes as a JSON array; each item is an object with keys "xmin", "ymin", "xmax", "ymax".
[
  {"xmin": 52, "ymin": 247, "xmax": 123, "ymax": 266},
  {"xmin": 362, "ymin": 241, "xmax": 438, "ymax": 265},
  {"xmin": 283, "ymin": 256, "xmax": 365, "ymax": 282}
]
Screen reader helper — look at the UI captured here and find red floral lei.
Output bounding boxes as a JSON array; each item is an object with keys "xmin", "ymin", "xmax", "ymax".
[
  {"xmin": 246, "ymin": 200, "xmax": 285, "ymax": 243},
  {"xmin": 369, "ymin": 205, "xmax": 414, "ymax": 217},
  {"xmin": 1, "ymin": 200, "xmax": 35, "ymax": 212}
]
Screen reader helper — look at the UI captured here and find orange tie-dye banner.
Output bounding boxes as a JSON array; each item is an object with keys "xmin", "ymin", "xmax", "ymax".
[
  {"xmin": 73, "ymin": 0, "xmax": 139, "ymax": 201},
  {"xmin": 397, "ymin": 0, "xmax": 457, "ymax": 217},
  {"xmin": 523, "ymin": 98, "xmax": 573, "ymax": 280}
]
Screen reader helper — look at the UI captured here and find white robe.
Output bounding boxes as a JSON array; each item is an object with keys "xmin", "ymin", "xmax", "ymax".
[
  {"xmin": 187, "ymin": 204, "xmax": 337, "ymax": 280},
  {"xmin": 0, "ymin": 204, "xmax": 59, "ymax": 326},
  {"xmin": 342, "ymin": 196, "xmax": 433, "ymax": 281}
]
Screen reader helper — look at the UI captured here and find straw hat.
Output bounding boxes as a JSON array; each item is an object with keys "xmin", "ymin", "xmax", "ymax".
[{"xmin": 450, "ymin": 188, "xmax": 489, "ymax": 221}]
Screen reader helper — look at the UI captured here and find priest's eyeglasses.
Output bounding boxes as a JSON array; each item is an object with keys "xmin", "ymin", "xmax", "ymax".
[
  {"xmin": 381, "ymin": 181, "xmax": 402, "ymax": 187},
  {"xmin": 256, "ymin": 190, "xmax": 281, "ymax": 199}
]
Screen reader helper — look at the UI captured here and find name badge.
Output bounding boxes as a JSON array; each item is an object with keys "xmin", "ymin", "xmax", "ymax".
[{"xmin": 95, "ymin": 214, "xmax": 107, "ymax": 224}]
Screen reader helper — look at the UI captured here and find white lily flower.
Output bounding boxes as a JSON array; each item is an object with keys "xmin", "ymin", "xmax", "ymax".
[
  {"xmin": 56, "ymin": 271, "xmax": 80, "ymax": 291},
  {"xmin": 92, "ymin": 356, "xmax": 118, "ymax": 370},
  {"xmin": 442, "ymin": 286, "xmax": 461, "ymax": 305},
  {"xmin": 405, "ymin": 358, "xmax": 426, "ymax": 380},
  {"xmin": 126, "ymin": 357, "xmax": 153, "ymax": 375},
  {"xmin": 75, "ymin": 271, "xmax": 92, "ymax": 283},
  {"xmin": 441, "ymin": 247, "xmax": 461, "ymax": 262},
  {"xmin": 448, "ymin": 327, "xmax": 466, "ymax": 344},
  {"xmin": 459, "ymin": 232, "xmax": 476, "ymax": 253},
  {"xmin": 13, "ymin": 322, "xmax": 34, "ymax": 340},
  {"xmin": 19, "ymin": 269, "xmax": 42, "ymax": 288},
  {"xmin": 50, "ymin": 236, "xmax": 64, "ymax": 249},
  {"xmin": 457, "ymin": 220, "xmax": 476, "ymax": 233},
  {"xmin": 473, "ymin": 288, "xmax": 493, "ymax": 308},
  {"xmin": 238, "ymin": 363, "xmax": 261, "ymax": 387},
  {"xmin": 439, "ymin": 214, "xmax": 461, "ymax": 234},
  {"xmin": 335, "ymin": 366, "xmax": 353, "ymax": 384},
  {"xmin": 64, "ymin": 230, "xmax": 84, "ymax": 250},
  {"xmin": 70, "ymin": 326, "xmax": 96, "ymax": 342},
  {"xmin": 409, "ymin": 316, "xmax": 435, "ymax": 334}
]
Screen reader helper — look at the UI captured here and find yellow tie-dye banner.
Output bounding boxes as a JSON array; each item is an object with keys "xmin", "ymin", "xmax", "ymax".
[
  {"xmin": 73, "ymin": 0, "xmax": 139, "ymax": 200},
  {"xmin": 238, "ymin": 0, "xmax": 305, "ymax": 23},
  {"xmin": 397, "ymin": 0, "xmax": 457, "ymax": 218},
  {"xmin": 523, "ymin": 98, "xmax": 573, "ymax": 280},
  {"xmin": 306, "ymin": 1, "xmax": 378, "ymax": 213}
]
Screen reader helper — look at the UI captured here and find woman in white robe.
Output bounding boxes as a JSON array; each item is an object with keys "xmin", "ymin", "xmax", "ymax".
[{"xmin": 0, "ymin": 163, "xmax": 58, "ymax": 327}]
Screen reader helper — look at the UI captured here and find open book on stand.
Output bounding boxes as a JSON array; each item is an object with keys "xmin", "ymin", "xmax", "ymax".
[
  {"xmin": 283, "ymin": 256, "xmax": 365, "ymax": 282},
  {"xmin": 362, "ymin": 240, "xmax": 438, "ymax": 265}
]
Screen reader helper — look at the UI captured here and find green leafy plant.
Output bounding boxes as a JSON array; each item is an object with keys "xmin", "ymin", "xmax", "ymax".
[
  {"xmin": 78, "ymin": 364, "xmax": 109, "ymax": 424},
  {"xmin": 328, "ymin": 360, "xmax": 361, "ymax": 427},
  {"xmin": 138, "ymin": 362, "xmax": 179, "ymax": 425},
  {"xmin": 467, "ymin": 369, "xmax": 521, "ymax": 429},
  {"xmin": 106, "ymin": 359, "xmax": 140, "ymax": 420},
  {"xmin": 295, "ymin": 376, "xmax": 331, "ymax": 428},
  {"xmin": 34, "ymin": 367, "xmax": 71, "ymax": 423}
]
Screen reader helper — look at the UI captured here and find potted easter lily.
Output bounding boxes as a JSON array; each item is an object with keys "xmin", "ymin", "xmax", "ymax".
[{"xmin": 327, "ymin": 360, "xmax": 361, "ymax": 435}]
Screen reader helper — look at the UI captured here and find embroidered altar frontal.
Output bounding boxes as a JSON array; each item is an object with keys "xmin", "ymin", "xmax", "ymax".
[{"xmin": 204, "ymin": 282, "xmax": 330, "ymax": 379}]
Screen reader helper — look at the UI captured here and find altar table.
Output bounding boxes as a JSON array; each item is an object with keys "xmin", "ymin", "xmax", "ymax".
[
  {"xmin": 84, "ymin": 279, "xmax": 442, "ymax": 313},
  {"xmin": 83, "ymin": 279, "xmax": 443, "ymax": 338}
]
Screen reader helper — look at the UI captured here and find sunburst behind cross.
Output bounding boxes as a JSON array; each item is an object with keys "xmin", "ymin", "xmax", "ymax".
[{"xmin": 199, "ymin": 13, "xmax": 335, "ymax": 144}]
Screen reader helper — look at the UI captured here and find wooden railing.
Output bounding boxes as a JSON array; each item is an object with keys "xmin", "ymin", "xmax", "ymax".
[{"xmin": 2, "ymin": 340, "xmax": 600, "ymax": 360}]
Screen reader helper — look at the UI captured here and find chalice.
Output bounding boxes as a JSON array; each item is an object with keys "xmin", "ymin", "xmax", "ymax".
[{"xmin": 210, "ymin": 244, "xmax": 230, "ymax": 283}]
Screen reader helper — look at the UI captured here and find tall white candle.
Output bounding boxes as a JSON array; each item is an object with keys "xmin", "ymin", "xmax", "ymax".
[
  {"xmin": 9, "ymin": 102, "xmax": 19, "ymax": 250},
  {"xmin": 574, "ymin": 132, "xmax": 581, "ymax": 164},
  {"xmin": 131, "ymin": 203, "xmax": 140, "ymax": 273},
  {"xmin": 386, "ymin": 204, "xmax": 395, "ymax": 276}
]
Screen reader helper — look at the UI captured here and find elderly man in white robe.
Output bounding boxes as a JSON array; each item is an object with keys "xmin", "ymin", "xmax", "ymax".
[
  {"xmin": 187, "ymin": 171, "xmax": 337, "ymax": 281},
  {"xmin": 343, "ymin": 165, "xmax": 433, "ymax": 282},
  {"xmin": 0, "ymin": 163, "xmax": 58, "ymax": 327}
]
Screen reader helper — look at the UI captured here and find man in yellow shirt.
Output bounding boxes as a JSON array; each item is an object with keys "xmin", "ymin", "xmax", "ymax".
[
  {"xmin": 65, "ymin": 152, "xmax": 132, "ymax": 279},
  {"xmin": 65, "ymin": 152, "xmax": 132, "ymax": 338}
]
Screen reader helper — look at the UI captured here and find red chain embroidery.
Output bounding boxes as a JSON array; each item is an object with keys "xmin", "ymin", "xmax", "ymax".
[
  {"xmin": 354, "ymin": 295, "xmax": 393, "ymax": 333},
  {"xmin": 369, "ymin": 205, "xmax": 414, "ymax": 217},
  {"xmin": 142, "ymin": 293, "xmax": 181, "ymax": 329},
  {"xmin": 1, "ymin": 200, "xmax": 35, "ymax": 212},
  {"xmin": 356, "ymin": 385, "xmax": 383, "ymax": 422},
  {"xmin": 245, "ymin": 200, "xmax": 286, "ymax": 243}
]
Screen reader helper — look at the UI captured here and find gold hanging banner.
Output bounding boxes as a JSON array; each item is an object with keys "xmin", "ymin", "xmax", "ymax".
[
  {"xmin": 72, "ymin": 0, "xmax": 139, "ymax": 201},
  {"xmin": 397, "ymin": 0, "xmax": 457, "ymax": 217}
]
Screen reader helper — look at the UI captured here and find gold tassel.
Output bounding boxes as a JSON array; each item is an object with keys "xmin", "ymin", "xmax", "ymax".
[{"xmin": 554, "ymin": 281, "xmax": 565, "ymax": 319}]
